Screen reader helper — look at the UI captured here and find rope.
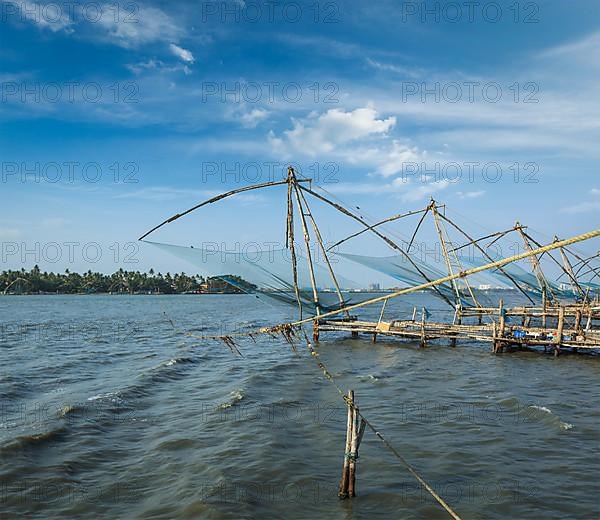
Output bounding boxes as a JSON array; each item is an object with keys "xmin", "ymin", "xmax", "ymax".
[
  {"xmin": 192, "ymin": 228, "xmax": 600, "ymax": 341},
  {"xmin": 344, "ymin": 451, "xmax": 359, "ymax": 462},
  {"xmin": 300, "ymin": 328, "xmax": 462, "ymax": 519}
]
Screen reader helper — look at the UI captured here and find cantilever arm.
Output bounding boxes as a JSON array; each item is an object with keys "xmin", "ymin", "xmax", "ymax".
[
  {"xmin": 326, "ymin": 207, "xmax": 430, "ymax": 252},
  {"xmin": 138, "ymin": 179, "xmax": 311, "ymax": 241},
  {"xmin": 299, "ymin": 184, "xmax": 455, "ymax": 307}
]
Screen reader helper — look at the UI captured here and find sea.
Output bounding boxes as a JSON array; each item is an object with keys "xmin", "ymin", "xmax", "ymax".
[{"xmin": 1, "ymin": 293, "xmax": 599, "ymax": 519}]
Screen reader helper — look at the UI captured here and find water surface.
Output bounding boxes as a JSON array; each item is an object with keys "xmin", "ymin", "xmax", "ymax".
[{"xmin": 1, "ymin": 294, "xmax": 599, "ymax": 519}]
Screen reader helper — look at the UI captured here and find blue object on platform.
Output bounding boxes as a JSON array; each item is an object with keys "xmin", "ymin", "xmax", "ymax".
[{"xmin": 513, "ymin": 330, "xmax": 527, "ymax": 339}]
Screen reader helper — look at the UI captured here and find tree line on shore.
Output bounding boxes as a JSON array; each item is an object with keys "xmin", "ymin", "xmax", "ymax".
[{"xmin": 1, "ymin": 266, "xmax": 257, "ymax": 295}]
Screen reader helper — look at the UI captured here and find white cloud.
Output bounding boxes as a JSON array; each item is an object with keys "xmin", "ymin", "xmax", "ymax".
[
  {"xmin": 540, "ymin": 31, "xmax": 600, "ymax": 60},
  {"xmin": 457, "ymin": 190, "xmax": 485, "ymax": 199},
  {"xmin": 560, "ymin": 201, "xmax": 600, "ymax": 214},
  {"xmin": 270, "ymin": 107, "xmax": 396, "ymax": 157},
  {"xmin": 365, "ymin": 58, "xmax": 423, "ymax": 79},
  {"xmin": 9, "ymin": 1, "xmax": 198, "ymax": 66},
  {"xmin": 169, "ymin": 43, "xmax": 195, "ymax": 63},
  {"xmin": 115, "ymin": 187, "xmax": 216, "ymax": 201},
  {"xmin": 0, "ymin": 227, "xmax": 21, "ymax": 239},
  {"xmin": 401, "ymin": 179, "xmax": 450, "ymax": 203},
  {"xmin": 126, "ymin": 59, "xmax": 191, "ymax": 75},
  {"xmin": 239, "ymin": 108, "xmax": 269, "ymax": 128},
  {"xmin": 268, "ymin": 107, "xmax": 424, "ymax": 178},
  {"xmin": 41, "ymin": 217, "xmax": 68, "ymax": 229},
  {"xmin": 560, "ymin": 187, "xmax": 600, "ymax": 213},
  {"xmin": 328, "ymin": 178, "xmax": 450, "ymax": 203},
  {"xmin": 10, "ymin": 1, "xmax": 73, "ymax": 32},
  {"xmin": 96, "ymin": 6, "xmax": 183, "ymax": 48}
]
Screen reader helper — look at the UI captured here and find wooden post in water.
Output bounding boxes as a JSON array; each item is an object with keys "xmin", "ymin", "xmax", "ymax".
[
  {"xmin": 338, "ymin": 390, "xmax": 354, "ymax": 499},
  {"xmin": 451, "ymin": 304, "xmax": 460, "ymax": 348},
  {"xmin": 348, "ymin": 403, "xmax": 358, "ymax": 497},
  {"xmin": 420, "ymin": 307, "xmax": 427, "ymax": 348},
  {"xmin": 338, "ymin": 390, "xmax": 364, "ymax": 499},
  {"xmin": 575, "ymin": 309, "xmax": 582, "ymax": 332},
  {"xmin": 554, "ymin": 306, "xmax": 565, "ymax": 357},
  {"xmin": 497, "ymin": 299, "xmax": 505, "ymax": 353},
  {"xmin": 542, "ymin": 289, "xmax": 547, "ymax": 329}
]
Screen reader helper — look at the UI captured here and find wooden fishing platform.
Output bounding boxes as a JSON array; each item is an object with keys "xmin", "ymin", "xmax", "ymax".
[
  {"xmin": 139, "ymin": 166, "xmax": 600, "ymax": 358},
  {"xmin": 317, "ymin": 301, "xmax": 600, "ymax": 355}
]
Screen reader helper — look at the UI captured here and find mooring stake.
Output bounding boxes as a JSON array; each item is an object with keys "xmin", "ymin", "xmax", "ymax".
[{"xmin": 339, "ymin": 389, "xmax": 364, "ymax": 499}]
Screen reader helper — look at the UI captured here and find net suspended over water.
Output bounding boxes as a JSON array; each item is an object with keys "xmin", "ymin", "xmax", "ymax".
[
  {"xmin": 139, "ymin": 173, "xmax": 599, "ymax": 320},
  {"xmin": 460, "ymin": 255, "xmax": 575, "ymax": 299},
  {"xmin": 145, "ymin": 241, "xmax": 361, "ymax": 314}
]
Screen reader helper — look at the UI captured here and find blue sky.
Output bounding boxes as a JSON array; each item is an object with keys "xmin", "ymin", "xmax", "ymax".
[{"xmin": 1, "ymin": 0, "xmax": 600, "ymax": 278}]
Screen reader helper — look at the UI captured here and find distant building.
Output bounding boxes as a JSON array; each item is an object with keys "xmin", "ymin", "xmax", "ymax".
[
  {"xmin": 478, "ymin": 284, "xmax": 491, "ymax": 290},
  {"xmin": 368, "ymin": 283, "xmax": 381, "ymax": 291}
]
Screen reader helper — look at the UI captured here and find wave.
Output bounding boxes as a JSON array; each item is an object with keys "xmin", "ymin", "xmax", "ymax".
[
  {"xmin": 357, "ymin": 373, "xmax": 380, "ymax": 382},
  {"xmin": 57, "ymin": 404, "xmax": 81, "ymax": 418},
  {"xmin": 0, "ymin": 425, "xmax": 67, "ymax": 455},
  {"xmin": 528, "ymin": 405, "xmax": 574, "ymax": 431},
  {"xmin": 87, "ymin": 391, "xmax": 124, "ymax": 404},
  {"xmin": 165, "ymin": 356, "xmax": 196, "ymax": 367},
  {"xmin": 217, "ymin": 389, "xmax": 245, "ymax": 409}
]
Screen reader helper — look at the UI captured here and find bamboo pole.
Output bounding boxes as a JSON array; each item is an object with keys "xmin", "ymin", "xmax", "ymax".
[
  {"xmin": 449, "ymin": 227, "xmax": 516, "ymax": 254},
  {"xmin": 327, "ymin": 206, "xmax": 431, "ymax": 252},
  {"xmin": 291, "ymin": 175, "xmax": 321, "ymax": 317},
  {"xmin": 199, "ymin": 228, "xmax": 600, "ymax": 341},
  {"xmin": 378, "ymin": 299, "xmax": 388, "ymax": 324},
  {"xmin": 556, "ymin": 238, "xmax": 585, "ymax": 297},
  {"xmin": 339, "ymin": 389, "xmax": 354, "ymax": 499},
  {"xmin": 286, "ymin": 170, "xmax": 304, "ymax": 319},
  {"xmin": 348, "ymin": 401, "xmax": 359, "ymax": 497},
  {"xmin": 420, "ymin": 307, "xmax": 427, "ymax": 348},
  {"xmin": 554, "ymin": 306, "xmax": 565, "ymax": 357},
  {"xmin": 439, "ymin": 213, "xmax": 536, "ymax": 305},
  {"xmin": 516, "ymin": 223, "xmax": 555, "ymax": 303},
  {"xmin": 521, "ymin": 231, "xmax": 584, "ymax": 296},
  {"xmin": 138, "ymin": 178, "xmax": 311, "ymax": 240},
  {"xmin": 293, "ymin": 176, "xmax": 349, "ymax": 316},
  {"xmin": 542, "ymin": 289, "xmax": 547, "ymax": 329},
  {"xmin": 407, "ymin": 204, "xmax": 431, "ymax": 251},
  {"xmin": 432, "ymin": 205, "xmax": 463, "ymax": 306},
  {"xmin": 571, "ymin": 251, "xmax": 600, "ymax": 280},
  {"xmin": 280, "ymin": 229, "xmax": 600, "ymax": 328},
  {"xmin": 300, "ymin": 185, "xmax": 455, "ymax": 307}
]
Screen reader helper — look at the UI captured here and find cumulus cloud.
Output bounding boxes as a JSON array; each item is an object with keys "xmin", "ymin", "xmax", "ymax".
[
  {"xmin": 268, "ymin": 107, "xmax": 425, "ymax": 178},
  {"xmin": 269, "ymin": 107, "xmax": 396, "ymax": 157},
  {"xmin": 169, "ymin": 43, "xmax": 195, "ymax": 63},
  {"xmin": 239, "ymin": 108, "xmax": 269, "ymax": 128}
]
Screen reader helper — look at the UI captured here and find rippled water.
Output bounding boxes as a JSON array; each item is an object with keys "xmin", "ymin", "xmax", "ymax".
[{"xmin": 1, "ymin": 294, "xmax": 599, "ymax": 519}]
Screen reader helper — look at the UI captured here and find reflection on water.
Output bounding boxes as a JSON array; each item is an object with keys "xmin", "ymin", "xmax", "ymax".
[{"xmin": 1, "ymin": 294, "xmax": 599, "ymax": 519}]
